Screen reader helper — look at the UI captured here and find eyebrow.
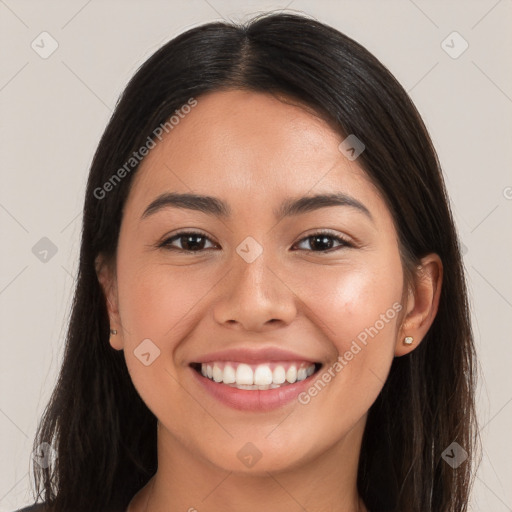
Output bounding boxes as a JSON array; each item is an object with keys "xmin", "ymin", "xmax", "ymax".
[{"xmin": 141, "ymin": 192, "xmax": 373, "ymax": 222}]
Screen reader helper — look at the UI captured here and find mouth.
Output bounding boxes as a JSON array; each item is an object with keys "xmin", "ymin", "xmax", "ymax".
[
  {"xmin": 188, "ymin": 347, "xmax": 324, "ymax": 411},
  {"xmin": 190, "ymin": 361, "xmax": 322, "ymax": 390}
]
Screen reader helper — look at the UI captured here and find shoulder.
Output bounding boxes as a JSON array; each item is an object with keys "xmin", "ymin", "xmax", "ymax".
[
  {"xmin": 13, "ymin": 505, "xmax": 47, "ymax": 512},
  {"xmin": 11, "ymin": 504, "xmax": 124, "ymax": 512}
]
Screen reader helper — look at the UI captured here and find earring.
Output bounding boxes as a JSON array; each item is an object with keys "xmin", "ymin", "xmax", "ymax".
[
  {"xmin": 403, "ymin": 336, "xmax": 413, "ymax": 345},
  {"xmin": 110, "ymin": 329, "xmax": 118, "ymax": 336}
]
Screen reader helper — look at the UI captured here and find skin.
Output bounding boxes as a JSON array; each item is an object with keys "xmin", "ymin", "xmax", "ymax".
[{"xmin": 96, "ymin": 90, "xmax": 442, "ymax": 512}]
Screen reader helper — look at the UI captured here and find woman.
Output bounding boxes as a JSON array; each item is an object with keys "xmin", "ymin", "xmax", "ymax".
[{"xmin": 19, "ymin": 12, "xmax": 478, "ymax": 512}]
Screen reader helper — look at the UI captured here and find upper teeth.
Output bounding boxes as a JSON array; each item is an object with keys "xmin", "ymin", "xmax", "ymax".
[{"xmin": 200, "ymin": 362, "xmax": 316, "ymax": 389}]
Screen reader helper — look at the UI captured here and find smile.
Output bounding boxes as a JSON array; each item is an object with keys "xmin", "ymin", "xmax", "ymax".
[
  {"xmin": 190, "ymin": 360, "xmax": 322, "ymax": 411},
  {"xmin": 193, "ymin": 361, "xmax": 319, "ymax": 389}
]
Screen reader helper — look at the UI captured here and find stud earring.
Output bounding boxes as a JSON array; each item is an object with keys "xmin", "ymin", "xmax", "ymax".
[
  {"xmin": 110, "ymin": 329, "xmax": 118, "ymax": 336},
  {"xmin": 403, "ymin": 336, "xmax": 413, "ymax": 345}
]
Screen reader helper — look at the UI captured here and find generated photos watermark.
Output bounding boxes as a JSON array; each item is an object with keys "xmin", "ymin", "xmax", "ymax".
[
  {"xmin": 94, "ymin": 97, "xmax": 198, "ymax": 200},
  {"xmin": 298, "ymin": 302, "xmax": 403, "ymax": 405}
]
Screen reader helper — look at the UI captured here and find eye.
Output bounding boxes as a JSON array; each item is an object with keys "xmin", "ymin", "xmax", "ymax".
[
  {"xmin": 159, "ymin": 231, "xmax": 218, "ymax": 253},
  {"xmin": 292, "ymin": 230, "xmax": 353, "ymax": 253},
  {"xmin": 158, "ymin": 229, "xmax": 352, "ymax": 254}
]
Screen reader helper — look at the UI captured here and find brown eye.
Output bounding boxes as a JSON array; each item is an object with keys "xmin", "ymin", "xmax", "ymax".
[
  {"xmin": 160, "ymin": 231, "xmax": 217, "ymax": 252},
  {"xmin": 293, "ymin": 231, "xmax": 352, "ymax": 253}
]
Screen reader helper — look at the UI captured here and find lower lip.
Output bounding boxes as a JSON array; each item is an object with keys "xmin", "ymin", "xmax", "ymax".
[{"xmin": 190, "ymin": 367, "xmax": 318, "ymax": 411}]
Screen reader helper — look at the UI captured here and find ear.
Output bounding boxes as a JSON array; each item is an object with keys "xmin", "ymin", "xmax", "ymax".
[
  {"xmin": 395, "ymin": 253, "xmax": 443, "ymax": 357},
  {"xmin": 95, "ymin": 253, "xmax": 123, "ymax": 351}
]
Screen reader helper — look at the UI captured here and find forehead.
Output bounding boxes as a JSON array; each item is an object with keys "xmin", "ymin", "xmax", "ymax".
[{"xmin": 125, "ymin": 90, "xmax": 380, "ymax": 217}]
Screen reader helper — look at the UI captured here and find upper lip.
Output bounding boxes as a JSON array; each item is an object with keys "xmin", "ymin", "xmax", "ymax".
[{"xmin": 190, "ymin": 347, "xmax": 319, "ymax": 364}]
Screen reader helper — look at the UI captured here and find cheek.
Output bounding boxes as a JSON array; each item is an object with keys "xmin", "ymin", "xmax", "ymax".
[
  {"xmin": 116, "ymin": 255, "xmax": 217, "ymax": 343},
  {"xmin": 114, "ymin": 256, "xmax": 217, "ymax": 423},
  {"xmin": 291, "ymin": 252, "xmax": 404, "ymax": 406},
  {"xmin": 299, "ymin": 258, "xmax": 403, "ymax": 348}
]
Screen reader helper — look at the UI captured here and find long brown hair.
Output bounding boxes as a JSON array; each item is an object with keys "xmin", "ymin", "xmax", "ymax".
[{"xmin": 31, "ymin": 12, "xmax": 479, "ymax": 512}]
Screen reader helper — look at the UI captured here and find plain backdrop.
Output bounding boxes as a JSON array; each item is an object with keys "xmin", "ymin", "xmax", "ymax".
[{"xmin": 1, "ymin": 0, "xmax": 511, "ymax": 510}]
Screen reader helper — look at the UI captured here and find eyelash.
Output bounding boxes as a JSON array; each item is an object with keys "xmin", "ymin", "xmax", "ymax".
[{"xmin": 158, "ymin": 229, "xmax": 353, "ymax": 254}]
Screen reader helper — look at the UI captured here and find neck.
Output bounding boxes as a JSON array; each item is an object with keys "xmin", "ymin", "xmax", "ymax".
[{"xmin": 128, "ymin": 417, "xmax": 367, "ymax": 512}]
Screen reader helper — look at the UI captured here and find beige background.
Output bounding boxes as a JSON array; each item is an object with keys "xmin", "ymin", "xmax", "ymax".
[{"xmin": 1, "ymin": 0, "xmax": 511, "ymax": 510}]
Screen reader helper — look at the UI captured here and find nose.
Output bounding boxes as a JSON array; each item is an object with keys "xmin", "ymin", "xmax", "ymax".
[{"xmin": 212, "ymin": 245, "xmax": 298, "ymax": 332}]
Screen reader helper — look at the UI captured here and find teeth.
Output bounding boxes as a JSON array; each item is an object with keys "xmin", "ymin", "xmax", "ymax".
[
  {"xmin": 272, "ymin": 365, "xmax": 286, "ymax": 384},
  {"xmin": 223, "ymin": 364, "xmax": 236, "ymax": 384},
  {"xmin": 286, "ymin": 366, "xmax": 297, "ymax": 383},
  {"xmin": 198, "ymin": 361, "xmax": 317, "ymax": 389},
  {"xmin": 254, "ymin": 365, "xmax": 273, "ymax": 385},
  {"xmin": 235, "ymin": 364, "xmax": 254, "ymax": 385},
  {"xmin": 212, "ymin": 364, "xmax": 223, "ymax": 383}
]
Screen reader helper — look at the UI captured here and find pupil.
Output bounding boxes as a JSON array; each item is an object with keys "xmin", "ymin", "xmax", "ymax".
[
  {"xmin": 312, "ymin": 235, "xmax": 332, "ymax": 251},
  {"xmin": 179, "ymin": 235, "xmax": 334, "ymax": 251},
  {"xmin": 182, "ymin": 235, "xmax": 204, "ymax": 251}
]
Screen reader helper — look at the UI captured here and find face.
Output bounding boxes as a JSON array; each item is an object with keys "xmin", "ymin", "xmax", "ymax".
[{"xmin": 100, "ymin": 90, "xmax": 412, "ymax": 474}]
